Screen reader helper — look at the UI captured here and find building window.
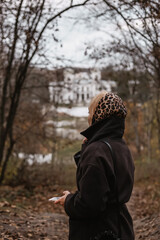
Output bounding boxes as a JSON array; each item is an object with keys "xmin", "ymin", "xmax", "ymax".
[
  {"xmin": 82, "ymin": 93, "xmax": 84, "ymax": 101},
  {"xmin": 87, "ymin": 93, "xmax": 89, "ymax": 99},
  {"xmin": 77, "ymin": 93, "xmax": 79, "ymax": 100}
]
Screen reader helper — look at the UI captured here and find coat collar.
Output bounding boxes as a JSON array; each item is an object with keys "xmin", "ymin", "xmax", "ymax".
[
  {"xmin": 80, "ymin": 116, "xmax": 125, "ymax": 144},
  {"xmin": 74, "ymin": 116, "xmax": 125, "ymax": 166}
]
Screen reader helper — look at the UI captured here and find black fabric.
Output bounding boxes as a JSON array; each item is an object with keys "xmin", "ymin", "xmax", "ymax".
[
  {"xmin": 64, "ymin": 117, "xmax": 135, "ymax": 240},
  {"xmin": 102, "ymin": 140, "xmax": 122, "ymax": 239},
  {"xmin": 81, "ymin": 116, "xmax": 125, "ymax": 143}
]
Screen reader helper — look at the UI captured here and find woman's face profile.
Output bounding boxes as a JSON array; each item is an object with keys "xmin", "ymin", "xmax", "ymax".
[{"xmin": 88, "ymin": 108, "xmax": 92, "ymax": 126}]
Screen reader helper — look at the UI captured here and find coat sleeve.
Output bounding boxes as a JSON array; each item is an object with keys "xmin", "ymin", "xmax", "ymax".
[{"xmin": 64, "ymin": 158, "xmax": 111, "ymax": 219}]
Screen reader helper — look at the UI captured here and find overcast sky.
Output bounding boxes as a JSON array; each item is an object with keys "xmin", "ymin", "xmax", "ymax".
[
  {"xmin": 42, "ymin": 4, "xmax": 117, "ymax": 69},
  {"xmin": 32, "ymin": 0, "xmax": 136, "ymax": 70}
]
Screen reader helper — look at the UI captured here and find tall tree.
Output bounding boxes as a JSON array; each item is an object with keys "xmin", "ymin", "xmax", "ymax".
[
  {"xmin": 0, "ymin": 0, "xmax": 90, "ymax": 183},
  {"xmin": 103, "ymin": 0, "xmax": 160, "ymax": 149},
  {"xmin": 85, "ymin": 0, "xmax": 160, "ymax": 152}
]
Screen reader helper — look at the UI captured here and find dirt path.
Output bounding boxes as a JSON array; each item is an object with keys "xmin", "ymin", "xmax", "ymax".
[
  {"xmin": 128, "ymin": 186, "xmax": 160, "ymax": 240},
  {"xmin": 0, "ymin": 211, "xmax": 68, "ymax": 240},
  {"xmin": 0, "ymin": 186, "xmax": 159, "ymax": 240}
]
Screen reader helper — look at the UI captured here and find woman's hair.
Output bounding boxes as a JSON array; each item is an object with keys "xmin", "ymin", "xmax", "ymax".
[
  {"xmin": 89, "ymin": 90, "xmax": 107, "ymax": 117},
  {"xmin": 88, "ymin": 90, "xmax": 127, "ymax": 125},
  {"xmin": 88, "ymin": 91, "xmax": 107, "ymax": 125}
]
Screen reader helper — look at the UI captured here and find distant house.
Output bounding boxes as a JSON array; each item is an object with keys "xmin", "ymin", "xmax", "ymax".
[{"xmin": 49, "ymin": 68, "xmax": 117, "ymax": 105}]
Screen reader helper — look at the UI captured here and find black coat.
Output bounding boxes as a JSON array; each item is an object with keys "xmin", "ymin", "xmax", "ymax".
[{"xmin": 64, "ymin": 117, "xmax": 135, "ymax": 240}]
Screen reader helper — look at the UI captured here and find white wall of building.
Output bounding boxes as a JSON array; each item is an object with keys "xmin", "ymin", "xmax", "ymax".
[{"xmin": 49, "ymin": 68, "xmax": 116, "ymax": 105}]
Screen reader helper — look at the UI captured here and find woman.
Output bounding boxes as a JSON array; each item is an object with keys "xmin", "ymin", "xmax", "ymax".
[{"xmin": 55, "ymin": 91, "xmax": 135, "ymax": 240}]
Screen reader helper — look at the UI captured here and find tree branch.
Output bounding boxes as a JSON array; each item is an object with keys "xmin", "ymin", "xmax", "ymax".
[{"xmin": 29, "ymin": 0, "xmax": 90, "ymax": 63}]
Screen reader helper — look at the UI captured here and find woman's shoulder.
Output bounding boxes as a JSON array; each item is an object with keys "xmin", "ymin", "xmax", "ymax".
[
  {"xmin": 85, "ymin": 138, "xmax": 126, "ymax": 151},
  {"xmin": 80, "ymin": 141, "xmax": 115, "ymax": 175},
  {"xmin": 82, "ymin": 138, "xmax": 131, "ymax": 162},
  {"xmin": 81, "ymin": 141, "xmax": 112, "ymax": 165},
  {"xmin": 84, "ymin": 140, "xmax": 109, "ymax": 153}
]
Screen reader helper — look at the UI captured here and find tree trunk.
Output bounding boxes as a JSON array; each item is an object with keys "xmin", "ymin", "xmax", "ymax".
[
  {"xmin": 131, "ymin": 102, "xmax": 141, "ymax": 155},
  {"xmin": 133, "ymin": 116, "xmax": 141, "ymax": 155},
  {"xmin": 157, "ymin": 121, "xmax": 160, "ymax": 150},
  {"xmin": 155, "ymin": 87, "xmax": 160, "ymax": 150},
  {"xmin": 0, "ymin": 141, "xmax": 14, "ymax": 184},
  {"xmin": 147, "ymin": 123, "xmax": 152, "ymax": 162}
]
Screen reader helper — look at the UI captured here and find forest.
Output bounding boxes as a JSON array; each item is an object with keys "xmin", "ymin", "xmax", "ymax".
[{"xmin": 0, "ymin": 0, "xmax": 160, "ymax": 239}]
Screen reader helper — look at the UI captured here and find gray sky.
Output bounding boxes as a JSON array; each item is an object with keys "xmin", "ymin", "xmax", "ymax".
[
  {"xmin": 33, "ymin": 0, "xmax": 138, "ymax": 69},
  {"xmin": 42, "ymin": 5, "xmax": 116, "ymax": 69}
]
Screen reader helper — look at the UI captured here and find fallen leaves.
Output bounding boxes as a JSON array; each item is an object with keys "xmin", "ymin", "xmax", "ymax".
[
  {"xmin": 128, "ymin": 180, "xmax": 160, "ymax": 240},
  {"xmin": 0, "ymin": 183, "xmax": 159, "ymax": 240},
  {"xmin": 0, "ymin": 185, "xmax": 68, "ymax": 239}
]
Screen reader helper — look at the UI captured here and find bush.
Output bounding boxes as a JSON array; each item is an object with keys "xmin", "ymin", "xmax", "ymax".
[
  {"xmin": 4, "ymin": 158, "xmax": 76, "ymax": 191},
  {"xmin": 135, "ymin": 158, "xmax": 160, "ymax": 182}
]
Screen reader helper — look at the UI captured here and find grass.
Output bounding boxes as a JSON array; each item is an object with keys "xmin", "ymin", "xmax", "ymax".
[
  {"xmin": 0, "ymin": 135, "xmax": 81, "ymax": 195},
  {"xmin": 56, "ymin": 138, "xmax": 82, "ymax": 161},
  {"xmin": 57, "ymin": 114, "xmax": 76, "ymax": 121}
]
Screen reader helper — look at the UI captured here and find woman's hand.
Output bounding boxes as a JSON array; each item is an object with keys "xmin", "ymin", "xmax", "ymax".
[
  {"xmin": 83, "ymin": 137, "xmax": 88, "ymax": 144},
  {"xmin": 54, "ymin": 191, "xmax": 70, "ymax": 206}
]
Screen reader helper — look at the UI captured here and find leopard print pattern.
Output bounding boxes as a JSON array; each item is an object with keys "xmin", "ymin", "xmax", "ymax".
[{"xmin": 92, "ymin": 93, "xmax": 127, "ymax": 124}]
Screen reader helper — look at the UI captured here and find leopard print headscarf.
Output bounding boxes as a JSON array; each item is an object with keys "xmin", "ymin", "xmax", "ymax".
[{"xmin": 92, "ymin": 93, "xmax": 127, "ymax": 124}]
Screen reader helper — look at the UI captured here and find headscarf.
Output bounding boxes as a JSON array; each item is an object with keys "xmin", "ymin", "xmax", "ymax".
[{"xmin": 92, "ymin": 92, "xmax": 127, "ymax": 124}]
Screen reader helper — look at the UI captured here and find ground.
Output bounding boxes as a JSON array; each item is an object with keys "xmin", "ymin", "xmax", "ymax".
[
  {"xmin": 128, "ymin": 186, "xmax": 160, "ymax": 240},
  {"xmin": 0, "ymin": 184, "xmax": 159, "ymax": 240}
]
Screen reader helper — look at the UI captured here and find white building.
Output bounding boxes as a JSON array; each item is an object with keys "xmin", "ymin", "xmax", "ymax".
[{"xmin": 49, "ymin": 68, "xmax": 116, "ymax": 105}]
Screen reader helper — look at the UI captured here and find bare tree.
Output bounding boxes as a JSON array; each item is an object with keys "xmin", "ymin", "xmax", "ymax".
[
  {"xmin": 103, "ymin": 0, "xmax": 160, "ymax": 148},
  {"xmin": 83, "ymin": 0, "xmax": 160, "ymax": 154},
  {"xmin": 0, "ymin": 0, "xmax": 90, "ymax": 183}
]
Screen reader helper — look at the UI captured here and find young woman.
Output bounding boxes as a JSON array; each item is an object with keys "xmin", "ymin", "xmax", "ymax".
[{"xmin": 55, "ymin": 91, "xmax": 135, "ymax": 240}]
